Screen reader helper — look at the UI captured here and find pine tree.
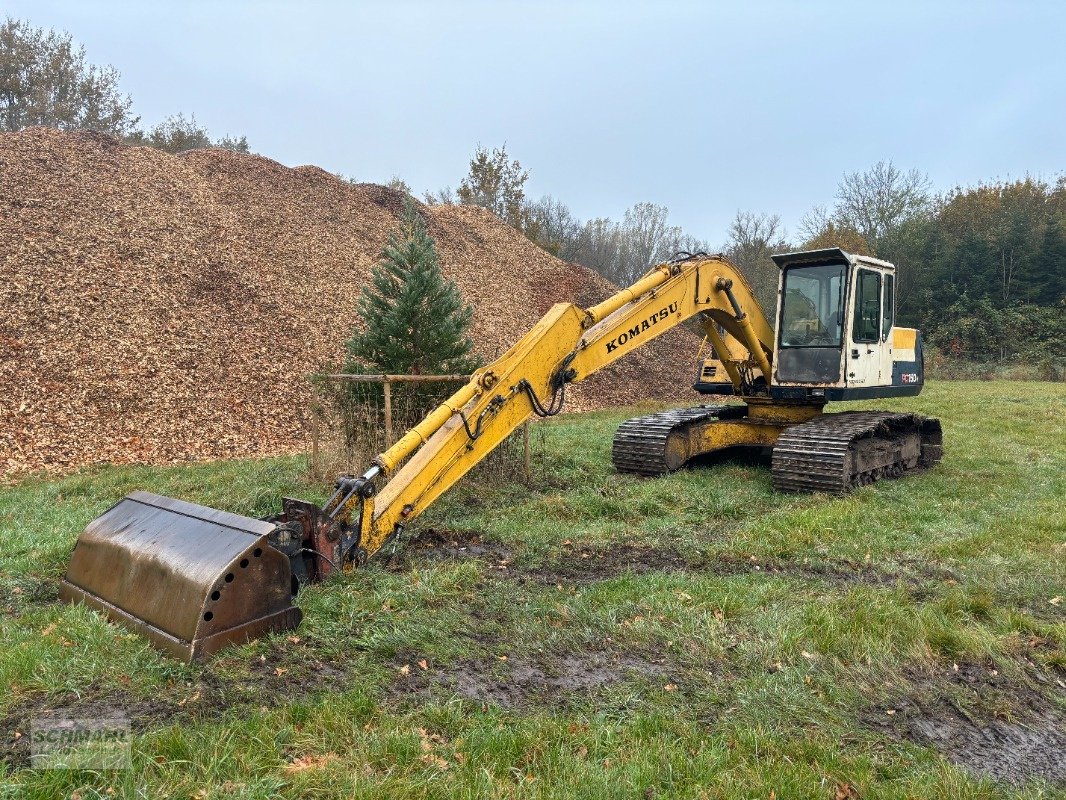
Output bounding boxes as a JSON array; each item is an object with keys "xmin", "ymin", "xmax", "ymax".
[{"xmin": 344, "ymin": 199, "xmax": 480, "ymax": 416}]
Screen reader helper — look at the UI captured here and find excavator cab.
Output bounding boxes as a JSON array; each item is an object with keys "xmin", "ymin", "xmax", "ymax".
[
  {"xmin": 694, "ymin": 248, "xmax": 922, "ymax": 401},
  {"xmin": 768, "ymin": 248, "xmax": 924, "ymax": 401}
]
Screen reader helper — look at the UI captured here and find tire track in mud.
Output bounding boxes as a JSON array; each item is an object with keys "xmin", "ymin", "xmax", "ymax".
[{"xmin": 866, "ymin": 660, "xmax": 1066, "ymax": 787}]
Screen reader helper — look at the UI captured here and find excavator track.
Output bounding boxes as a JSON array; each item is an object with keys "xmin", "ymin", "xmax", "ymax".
[
  {"xmin": 771, "ymin": 411, "xmax": 943, "ymax": 494},
  {"xmin": 612, "ymin": 405, "xmax": 748, "ymax": 476}
]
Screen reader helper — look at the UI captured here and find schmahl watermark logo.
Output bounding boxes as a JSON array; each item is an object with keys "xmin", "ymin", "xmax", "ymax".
[{"xmin": 30, "ymin": 715, "xmax": 131, "ymax": 769}]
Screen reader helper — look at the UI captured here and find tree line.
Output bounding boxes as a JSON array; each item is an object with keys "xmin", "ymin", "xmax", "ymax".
[
  {"xmin": 433, "ymin": 146, "xmax": 1064, "ymax": 366},
  {"xmin": 0, "ymin": 17, "xmax": 249, "ymax": 153},
  {"xmin": 6, "ymin": 15, "xmax": 1061, "ymax": 367}
]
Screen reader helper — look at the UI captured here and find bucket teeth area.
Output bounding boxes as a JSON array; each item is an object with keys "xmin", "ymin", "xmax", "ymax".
[{"xmin": 60, "ymin": 490, "xmax": 302, "ymax": 662}]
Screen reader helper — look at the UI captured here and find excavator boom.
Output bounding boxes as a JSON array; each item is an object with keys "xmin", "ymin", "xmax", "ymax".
[
  {"xmin": 60, "ymin": 254, "xmax": 770, "ymax": 660},
  {"xmin": 331, "ymin": 254, "xmax": 773, "ymax": 559}
]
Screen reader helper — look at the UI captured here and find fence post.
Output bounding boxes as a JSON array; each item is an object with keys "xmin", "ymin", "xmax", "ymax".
[{"xmin": 383, "ymin": 380, "xmax": 393, "ymax": 448}]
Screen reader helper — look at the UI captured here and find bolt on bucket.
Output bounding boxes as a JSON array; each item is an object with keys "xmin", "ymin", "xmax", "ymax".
[{"xmin": 59, "ymin": 490, "xmax": 302, "ymax": 662}]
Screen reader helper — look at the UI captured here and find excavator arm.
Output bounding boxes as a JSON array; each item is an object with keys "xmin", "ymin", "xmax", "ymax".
[
  {"xmin": 60, "ymin": 253, "xmax": 775, "ymax": 661},
  {"xmin": 310, "ymin": 254, "xmax": 775, "ymax": 565}
]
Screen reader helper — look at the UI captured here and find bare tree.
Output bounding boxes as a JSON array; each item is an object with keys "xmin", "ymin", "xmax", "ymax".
[
  {"xmin": 423, "ymin": 186, "xmax": 456, "ymax": 205},
  {"xmin": 524, "ymin": 195, "xmax": 582, "ymax": 258},
  {"xmin": 618, "ymin": 202, "xmax": 684, "ymax": 283},
  {"xmin": 125, "ymin": 113, "xmax": 250, "ymax": 154},
  {"xmin": 724, "ymin": 211, "xmax": 790, "ymax": 314},
  {"xmin": 835, "ymin": 161, "xmax": 931, "ymax": 248},
  {"xmin": 572, "ymin": 217, "xmax": 625, "ymax": 283},
  {"xmin": 667, "ymin": 232, "xmax": 713, "ymax": 257},
  {"xmin": 0, "ymin": 17, "xmax": 137, "ymax": 135},
  {"xmin": 798, "ymin": 205, "xmax": 832, "ymax": 244}
]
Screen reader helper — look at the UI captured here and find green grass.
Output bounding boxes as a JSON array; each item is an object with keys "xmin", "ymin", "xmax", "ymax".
[{"xmin": 1, "ymin": 381, "xmax": 1063, "ymax": 798}]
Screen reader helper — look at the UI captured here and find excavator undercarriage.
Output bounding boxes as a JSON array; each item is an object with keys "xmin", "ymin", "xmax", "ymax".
[{"xmin": 613, "ymin": 404, "xmax": 943, "ymax": 492}]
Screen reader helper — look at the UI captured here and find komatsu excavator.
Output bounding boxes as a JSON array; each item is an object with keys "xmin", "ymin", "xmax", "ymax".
[{"xmin": 60, "ymin": 248, "xmax": 942, "ymax": 661}]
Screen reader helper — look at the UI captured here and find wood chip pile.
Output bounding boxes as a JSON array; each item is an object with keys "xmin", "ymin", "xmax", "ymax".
[{"xmin": 0, "ymin": 128, "xmax": 702, "ymax": 478}]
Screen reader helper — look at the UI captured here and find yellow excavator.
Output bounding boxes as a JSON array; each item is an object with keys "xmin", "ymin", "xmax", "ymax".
[{"xmin": 60, "ymin": 248, "xmax": 942, "ymax": 661}]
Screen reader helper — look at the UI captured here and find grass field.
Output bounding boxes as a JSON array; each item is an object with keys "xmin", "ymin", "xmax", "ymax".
[{"xmin": 1, "ymin": 381, "xmax": 1063, "ymax": 799}]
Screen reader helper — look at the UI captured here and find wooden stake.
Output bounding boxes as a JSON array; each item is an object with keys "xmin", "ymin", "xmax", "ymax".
[{"xmin": 383, "ymin": 380, "xmax": 393, "ymax": 448}]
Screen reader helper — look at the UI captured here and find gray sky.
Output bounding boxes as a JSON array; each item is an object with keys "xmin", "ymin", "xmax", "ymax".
[{"xmin": 9, "ymin": 0, "xmax": 1066, "ymax": 245}]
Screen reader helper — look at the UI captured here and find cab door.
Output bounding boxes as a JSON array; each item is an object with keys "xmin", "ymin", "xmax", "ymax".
[
  {"xmin": 878, "ymin": 272, "xmax": 896, "ymax": 383},
  {"xmin": 847, "ymin": 268, "xmax": 884, "ymax": 386}
]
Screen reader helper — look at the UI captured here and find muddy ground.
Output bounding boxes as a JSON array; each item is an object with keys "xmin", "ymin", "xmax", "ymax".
[
  {"xmin": 391, "ymin": 649, "xmax": 671, "ymax": 710},
  {"xmin": 2, "ymin": 528, "xmax": 1063, "ymax": 787},
  {"xmin": 392, "ymin": 527, "xmax": 959, "ymax": 590},
  {"xmin": 867, "ymin": 660, "xmax": 1066, "ymax": 786}
]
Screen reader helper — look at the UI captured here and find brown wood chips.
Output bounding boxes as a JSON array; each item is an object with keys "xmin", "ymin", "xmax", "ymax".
[{"xmin": 0, "ymin": 128, "xmax": 701, "ymax": 478}]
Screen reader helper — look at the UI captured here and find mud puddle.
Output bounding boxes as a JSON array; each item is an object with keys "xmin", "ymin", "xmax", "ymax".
[
  {"xmin": 0, "ymin": 687, "xmax": 182, "ymax": 770},
  {"xmin": 523, "ymin": 543, "xmax": 921, "ymax": 590},
  {"xmin": 395, "ymin": 529, "xmax": 923, "ymax": 590}
]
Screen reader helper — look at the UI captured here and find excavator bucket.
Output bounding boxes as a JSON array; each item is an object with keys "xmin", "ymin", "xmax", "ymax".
[{"xmin": 59, "ymin": 491, "xmax": 302, "ymax": 662}]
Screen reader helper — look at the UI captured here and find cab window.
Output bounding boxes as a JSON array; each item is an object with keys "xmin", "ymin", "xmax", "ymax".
[
  {"xmin": 779, "ymin": 263, "xmax": 846, "ymax": 347},
  {"xmin": 881, "ymin": 273, "xmax": 895, "ymax": 341},
  {"xmin": 852, "ymin": 269, "xmax": 881, "ymax": 343}
]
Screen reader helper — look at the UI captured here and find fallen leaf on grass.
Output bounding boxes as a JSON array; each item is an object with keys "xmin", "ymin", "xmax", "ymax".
[
  {"xmin": 398, "ymin": 664, "xmax": 411, "ymax": 676},
  {"xmin": 420, "ymin": 754, "xmax": 450, "ymax": 771},
  {"xmin": 418, "ymin": 659, "xmax": 428, "ymax": 670},
  {"xmin": 284, "ymin": 754, "xmax": 336, "ymax": 774},
  {"xmin": 274, "ymin": 667, "xmax": 287, "ymax": 677}
]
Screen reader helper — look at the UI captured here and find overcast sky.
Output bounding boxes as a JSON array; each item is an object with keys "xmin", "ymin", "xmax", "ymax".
[{"xmin": 9, "ymin": 0, "xmax": 1066, "ymax": 245}]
